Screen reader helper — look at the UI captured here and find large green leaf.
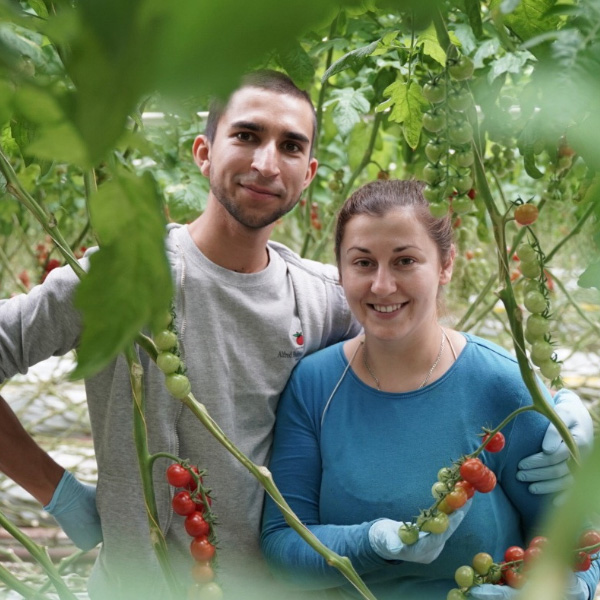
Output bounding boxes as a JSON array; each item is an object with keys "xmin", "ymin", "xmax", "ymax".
[
  {"xmin": 382, "ymin": 80, "xmax": 428, "ymax": 149},
  {"xmin": 72, "ymin": 169, "xmax": 172, "ymax": 379},
  {"xmin": 489, "ymin": 0, "xmax": 562, "ymax": 44},
  {"xmin": 326, "ymin": 87, "xmax": 371, "ymax": 139},
  {"xmin": 277, "ymin": 41, "xmax": 316, "ymax": 90}
]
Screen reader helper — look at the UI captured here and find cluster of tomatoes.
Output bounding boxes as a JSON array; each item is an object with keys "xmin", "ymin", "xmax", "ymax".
[
  {"xmin": 166, "ymin": 463, "xmax": 223, "ymax": 600},
  {"xmin": 446, "ymin": 530, "xmax": 600, "ymax": 599},
  {"xmin": 399, "ymin": 431, "xmax": 505, "ymax": 545},
  {"xmin": 514, "ymin": 239, "xmax": 562, "ymax": 382},
  {"xmin": 420, "ymin": 53, "xmax": 477, "ymax": 219},
  {"xmin": 154, "ymin": 312, "xmax": 193, "ymax": 399}
]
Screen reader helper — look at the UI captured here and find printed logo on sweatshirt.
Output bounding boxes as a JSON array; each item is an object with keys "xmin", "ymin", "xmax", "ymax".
[{"xmin": 278, "ymin": 330, "xmax": 304, "ymax": 359}]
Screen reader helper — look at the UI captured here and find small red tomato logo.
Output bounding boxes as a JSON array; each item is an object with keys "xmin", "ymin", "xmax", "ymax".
[{"xmin": 293, "ymin": 332, "xmax": 304, "ymax": 345}]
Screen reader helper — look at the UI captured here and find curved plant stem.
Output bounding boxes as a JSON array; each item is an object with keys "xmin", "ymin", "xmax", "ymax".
[
  {"xmin": 0, "ymin": 510, "xmax": 78, "ymax": 600},
  {"xmin": 124, "ymin": 345, "xmax": 184, "ymax": 599}
]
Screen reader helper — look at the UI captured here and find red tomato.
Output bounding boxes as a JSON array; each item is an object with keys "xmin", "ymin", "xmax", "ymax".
[
  {"xmin": 473, "ymin": 469, "xmax": 496, "ymax": 493},
  {"xmin": 482, "ymin": 432, "xmax": 505, "ymax": 453},
  {"xmin": 166, "ymin": 464, "xmax": 192, "ymax": 488},
  {"xmin": 504, "ymin": 546, "xmax": 525, "ymax": 563},
  {"xmin": 454, "ymin": 480, "xmax": 475, "ymax": 499},
  {"xmin": 523, "ymin": 546, "xmax": 543, "ymax": 564},
  {"xmin": 514, "ymin": 203, "xmax": 539, "ymax": 226},
  {"xmin": 528, "ymin": 536, "xmax": 548, "ymax": 549},
  {"xmin": 445, "ymin": 487, "xmax": 468, "ymax": 510},
  {"xmin": 578, "ymin": 530, "xmax": 600, "ymax": 551},
  {"xmin": 186, "ymin": 465, "xmax": 202, "ymax": 491},
  {"xmin": 190, "ymin": 536, "xmax": 216, "ymax": 562},
  {"xmin": 504, "ymin": 568, "xmax": 526, "ymax": 589},
  {"xmin": 574, "ymin": 551, "xmax": 592, "ymax": 572},
  {"xmin": 172, "ymin": 491, "xmax": 196, "ymax": 516},
  {"xmin": 185, "ymin": 512, "xmax": 210, "ymax": 538},
  {"xmin": 459, "ymin": 458, "xmax": 486, "ymax": 485}
]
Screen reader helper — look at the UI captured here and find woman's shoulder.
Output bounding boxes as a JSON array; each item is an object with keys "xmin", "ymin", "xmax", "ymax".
[
  {"xmin": 293, "ymin": 340, "xmax": 347, "ymax": 377},
  {"xmin": 462, "ymin": 333, "xmax": 519, "ymax": 365}
]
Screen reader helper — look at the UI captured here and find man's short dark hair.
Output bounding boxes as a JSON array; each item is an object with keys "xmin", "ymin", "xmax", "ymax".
[{"xmin": 204, "ymin": 70, "xmax": 317, "ymax": 154}]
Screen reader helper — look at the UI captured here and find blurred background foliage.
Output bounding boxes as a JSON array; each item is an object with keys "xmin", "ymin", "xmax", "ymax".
[{"xmin": 0, "ymin": 0, "xmax": 600, "ymax": 597}]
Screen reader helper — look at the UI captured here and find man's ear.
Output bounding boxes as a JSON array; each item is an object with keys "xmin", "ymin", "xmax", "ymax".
[{"xmin": 193, "ymin": 135, "xmax": 211, "ymax": 177}]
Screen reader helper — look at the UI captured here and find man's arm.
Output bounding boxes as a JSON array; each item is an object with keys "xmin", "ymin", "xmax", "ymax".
[{"xmin": 0, "ymin": 393, "xmax": 64, "ymax": 504}]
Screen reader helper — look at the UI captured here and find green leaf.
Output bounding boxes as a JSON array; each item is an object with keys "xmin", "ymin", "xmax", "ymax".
[
  {"xmin": 347, "ymin": 121, "xmax": 370, "ymax": 171},
  {"xmin": 577, "ymin": 262, "xmax": 600, "ymax": 290},
  {"xmin": 25, "ymin": 121, "xmax": 88, "ymax": 166},
  {"xmin": 13, "ymin": 85, "xmax": 64, "ymax": 124},
  {"xmin": 322, "ymin": 39, "xmax": 380, "ymax": 81},
  {"xmin": 488, "ymin": 51, "xmax": 530, "ymax": 82},
  {"xmin": 464, "ymin": 0, "xmax": 484, "ymax": 39},
  {"xmin": 327, "ymin": 88, "xmax": 370, "ymax": 139},
  {"xmin": 384, "ymin": 80, "xmax": 427, "ymax": 149},
  {"xmin": 418, "ymin": 26, "xmax": 447, "ymax": 66},
  {"xmin": 72, "ymin": 170, "xmax": 172, "ymax": 379},
  {"xmin": 489, "ymin": 0, "xmax": 562, "ymax": 43},
  {"xmin": 277, "ymin": 40, "xmax": 316, "ymax": 90}
]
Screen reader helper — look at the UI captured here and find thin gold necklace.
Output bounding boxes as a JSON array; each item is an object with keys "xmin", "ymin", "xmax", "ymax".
[{"xmin": 362, "ymin": 328, "xmax": 446, "ymax": 391}]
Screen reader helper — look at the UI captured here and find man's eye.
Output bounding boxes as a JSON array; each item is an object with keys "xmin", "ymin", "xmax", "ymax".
[
  {"xmin": 283, "ymin": 142, "xmax": 301, "ymax": 152},
  {"xmin": 236, "ymin": 132, "xmax": 254, "ymax": 141}
]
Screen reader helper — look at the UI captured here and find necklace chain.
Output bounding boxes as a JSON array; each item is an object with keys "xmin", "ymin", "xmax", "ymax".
[{"xmin": 362, "ymin": 328, "xmax": 446, "ymax": 391}]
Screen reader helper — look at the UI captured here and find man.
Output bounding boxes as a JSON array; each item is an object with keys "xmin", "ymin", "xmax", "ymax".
[{"xmin": 0, "ymin": 70, "xmax": 593, "ymax": 600}]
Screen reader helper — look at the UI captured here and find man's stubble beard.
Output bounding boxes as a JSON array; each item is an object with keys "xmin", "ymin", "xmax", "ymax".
[{"xmin": 209, "ymin": 179, "xmax": 301, "ymax": 230}]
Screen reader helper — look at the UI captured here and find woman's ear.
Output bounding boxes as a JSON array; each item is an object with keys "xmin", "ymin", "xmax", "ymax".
[{"xmin": 439, "ymin": 244, "xmax": 456, "ymax": 285}]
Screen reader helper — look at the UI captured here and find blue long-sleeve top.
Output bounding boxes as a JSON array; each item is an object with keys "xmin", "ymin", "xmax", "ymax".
[{"xmin": 261, "ymin": 334, "xmax": 599, "ymax": 600}]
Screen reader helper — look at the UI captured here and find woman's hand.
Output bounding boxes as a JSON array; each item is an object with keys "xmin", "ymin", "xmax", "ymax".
[
  {"xmin": 468, "ymin": 573, "xmax": 590, "ymax": 600},
  {"xmin": 368, "ymin": 500, "xmax": 472, "ymax": 563},
  {"xmin": 516, "ymin": 389, "xmax": 593, "ymax": 500}
]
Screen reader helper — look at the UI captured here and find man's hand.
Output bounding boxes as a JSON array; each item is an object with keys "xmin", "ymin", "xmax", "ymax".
[
  {"xmin": 369, "ymin": 500, "xmax": 472, "ymax": 563},
  {"xmin": 517, "ymin": 389, "xmax": 594, "ymax": 496},
  {"xmin": 44, "ymin": 470, "xmax": 103, "ymax": 551}
]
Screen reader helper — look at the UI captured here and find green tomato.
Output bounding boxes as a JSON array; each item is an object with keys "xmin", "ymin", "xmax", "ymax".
[
  {"xmin": 425, "ymin": 139, "xmax": 449, "ymax": 162},
  {"xmin": 447, "ymin": 589, "xmax": 467, "ymax": 600},
  {"xmin": 531, "ymin": 340, "xmax": 554, "ymax": 364},
  {"xmin": 157, "ymin": 352, "xmax": 181, "ymax": 375},
  {"xmin": 431, "ymin": 481, "xmax": 449, "ymax": 499},
  {"xmin": 165, "ymin": 373, "xmax": 191, "ymax": 398},
  {"xmin": 423, "ymin": 79, "xmax": 447, "ymax": 104},
  {"xmin": 437, "ymin": 467, "xmax": 453, "ymax": 482},
  {"xmin": 524, "ymin": 290, "xmax": 547, "ymax": 314},
  {"xmin": 472, "ymin": 552, "xmax": 494, "ymax": 575},
  {"xmin": 516, "ymin": 243, "xmax": 537, "ymax": 263},
  {"xmin": 398, "ymin": 524, "xmax": 419, "ymax": 545},
  {"xmin": 423, "ymin": 108, "xmax": 447, "ymax": 133},
  {"xmin": 448, "ymin": 56, "xmax": 475, "ymax": 81},
  {"xmin": 448, "ymin": 121, "xmax": 473, "ymax": 145},
  {"xmin": 423, "ymin": 184, "xmax": 445, "ymax": 203},
  {"xmin": 523, "ymin": 279, "xmax": 541, "ymax": 296},
  {"xmin": 423, "ymin": 163, "xmax": 445, "ymax": 185},
  {"xmin": 155, "ymin": 330, "xmax": 178, "ymax": 351},
  {"xmin": 452, "ymin": 147, "xmax": 474, "ymax": 168},
  {"xmin": 453, "ymin": 174, "xmax": 473, "ymax": 194},
  {"xmin": 454, "ymin": 565, "xmax": 475, "ymax": 588},
  {"xmin": 520, "ymin": 259, "xmax": 541, "ymax": 279},
  {"xmin": 447, "ymin": 87, "xmax": 471, "ymax": 112},
  {"xmin": 452, "ymin": 196, "xmax": 472, "ymax": 215},
  {"xmin": 421, "ymin": 512, "xmax": 449, "ymax": 534},
  {"xmin": 429, "ymin": 200, "xmax": 450, "ymax": 218},
  {"xmin": 526, "ymin": 314, "xmax": 550, "ymax": 338},
  {"xmin": 539, "ymin": 359, "xmax": 561, "ymax": 380}
]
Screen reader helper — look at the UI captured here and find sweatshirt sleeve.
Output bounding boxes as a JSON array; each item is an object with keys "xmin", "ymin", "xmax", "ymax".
[
  {"xmin": 0, "ymin": 262, "xmax": 83, "ymax": 382},
  {"xmin": 260, "ymin": 368, "xmax": 387, "ymax": 591}
]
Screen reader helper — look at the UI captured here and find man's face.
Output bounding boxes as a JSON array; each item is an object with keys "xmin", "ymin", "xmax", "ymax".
[{"xmin": 194, "ymin": 87, "xmax": 318, "ymax": 230}]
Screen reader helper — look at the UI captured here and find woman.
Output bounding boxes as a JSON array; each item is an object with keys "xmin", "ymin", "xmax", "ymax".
[{"xmin": 260, "ymin": 180, "xmax": 598, "ymax": 600}]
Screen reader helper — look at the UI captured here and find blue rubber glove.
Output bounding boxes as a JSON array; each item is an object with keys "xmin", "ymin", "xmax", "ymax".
[
  {"xmin": 369, "ymin": 500, "xmax": 472, "ymax": 563},
  {"xmin": 468, "ymin": 574, "xmax": 589, "ymax": 599},
  {"xmin": 516, "ymin": 389, "xmax": 593, "ymax": 496},
  {"xmin": 44, "ymin": 470, "xmax": 103, "ymax": 551}
]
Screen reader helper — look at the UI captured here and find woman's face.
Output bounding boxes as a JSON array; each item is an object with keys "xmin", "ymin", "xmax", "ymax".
[{"xmin": 338, "ymin": 207, "xmax": 454, "ymax": 343}]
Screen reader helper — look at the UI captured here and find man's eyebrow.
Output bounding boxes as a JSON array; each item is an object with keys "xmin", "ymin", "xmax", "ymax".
[{"xmin": 230, "ymin": 121, "xmax": 310, "ymax": 145}]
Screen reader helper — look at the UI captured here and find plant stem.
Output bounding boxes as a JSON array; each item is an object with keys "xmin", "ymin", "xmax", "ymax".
[
  {"xmin": 124, "ymin": 346, "xmax": 184, "ymax": 599},
  {"xmin": 0, "ymin": 510, "xmax": 79, "ymax": 600}
]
